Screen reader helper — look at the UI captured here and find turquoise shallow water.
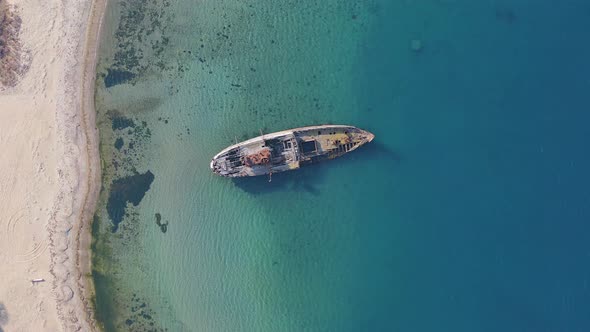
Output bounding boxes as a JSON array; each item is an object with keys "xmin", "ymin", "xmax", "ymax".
[{"xmin": 93, "ymin": 1, "xmax": 590, "ymax": 331}]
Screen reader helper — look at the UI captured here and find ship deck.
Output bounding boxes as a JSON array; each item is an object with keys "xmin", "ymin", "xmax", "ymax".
[{"xmin": 211, "ymin": 125, "xmax": 374, "ymax": 177}]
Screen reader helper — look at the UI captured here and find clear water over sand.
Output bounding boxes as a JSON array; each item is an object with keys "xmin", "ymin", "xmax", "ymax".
[{"xmin": 93, "ymin": 1, "xmax": 590, "ymax": 331}]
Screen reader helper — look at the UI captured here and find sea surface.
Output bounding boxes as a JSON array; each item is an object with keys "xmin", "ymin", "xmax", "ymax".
[{"xmin": 92, "ymin": 1, "xmax": 590, "ymax": 331}]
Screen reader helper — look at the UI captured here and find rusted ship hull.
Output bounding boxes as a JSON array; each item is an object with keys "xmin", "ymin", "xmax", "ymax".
[{"xmin": 210, "ymin": 125, "xmax": 375, "ymax": 177}]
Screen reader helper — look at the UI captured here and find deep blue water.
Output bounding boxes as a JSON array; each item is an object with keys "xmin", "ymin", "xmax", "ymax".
[
  {"xmin": 356, "ymin": 1, "xmax": 590, "ymax": 331},
  {"xmin": 93, "ymin": 1, "xmax": 590, "ymax": 331}
]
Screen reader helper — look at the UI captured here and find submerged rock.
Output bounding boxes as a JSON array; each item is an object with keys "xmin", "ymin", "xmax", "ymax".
[
  {"xmin": 107, "ymin": 170, "xmax": 155, "ymax": 232},
  {"xmin": 114, "ymin": 137, "xmax": 124, "ymax": 150},
  {"xmin": 104, "ymin": 68, "xmax": 136, "ymax": 88},
  {"xmin": 410, "ymin": 39, "xmax": 422, "ymax": 52},
  {"xmin": 155, "ymin": 212, "xmax": 168, "ymax": 233},
  {"xmin": 107, "ymin": 110, "xmax": 136, "ymax": 130}
]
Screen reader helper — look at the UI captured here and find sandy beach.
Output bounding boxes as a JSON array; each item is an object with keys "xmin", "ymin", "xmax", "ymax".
[{"xmin": 0, "ymin": 0, "xmax": 104, "ymax": 330}]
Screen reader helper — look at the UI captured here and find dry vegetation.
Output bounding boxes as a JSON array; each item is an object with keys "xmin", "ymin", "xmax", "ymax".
[{"xmin": 0, "ymin": 0, "xmax": 28, "ymax": 88}]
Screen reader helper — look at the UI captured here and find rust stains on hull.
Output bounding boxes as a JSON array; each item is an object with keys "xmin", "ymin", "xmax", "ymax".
[{"xmin": 210, "ymin": 125, "xmax": 374, "ymax": 178}]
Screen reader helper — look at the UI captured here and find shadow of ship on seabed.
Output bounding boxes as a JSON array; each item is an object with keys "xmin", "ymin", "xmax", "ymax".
[{"xmin": 231, "ymin": 140, "xmax": 401, "ymax": 195}]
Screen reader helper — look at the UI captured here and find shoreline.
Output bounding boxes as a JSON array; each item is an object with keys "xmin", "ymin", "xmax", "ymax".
[
  {"xmin": 49, "ymin": 0, "xmax": 107, "ymax": 330},
  {"xmin": 77, "ymin": 0, "xmax": 107, "ymax": 328}
]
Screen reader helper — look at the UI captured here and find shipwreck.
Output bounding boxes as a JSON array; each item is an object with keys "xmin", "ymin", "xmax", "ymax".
[{"xmin": 210, "ymin": 125, "xmax": 375, "ymax": 178}]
